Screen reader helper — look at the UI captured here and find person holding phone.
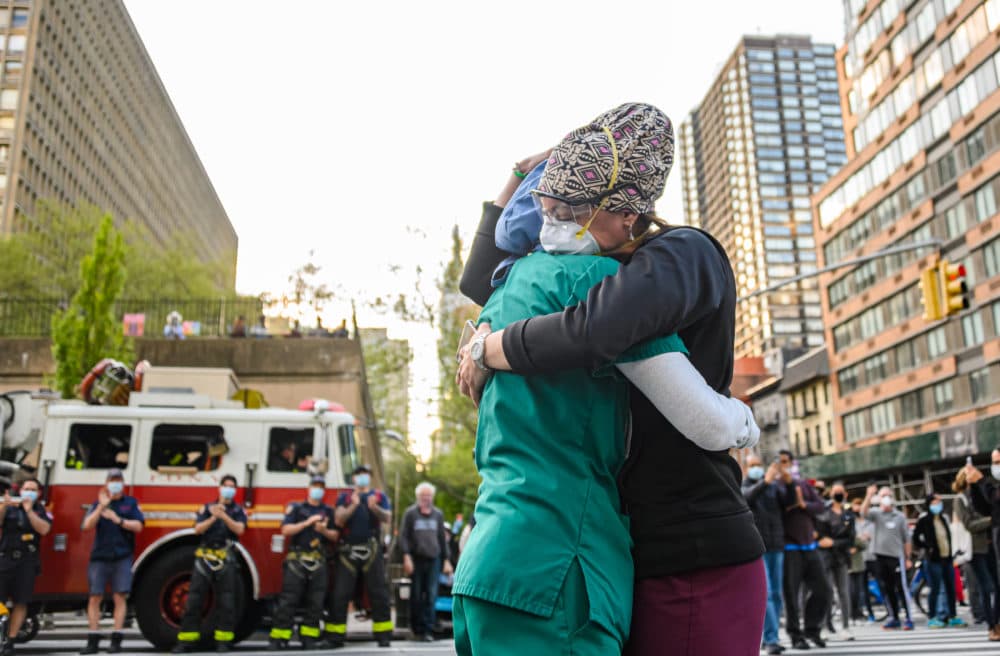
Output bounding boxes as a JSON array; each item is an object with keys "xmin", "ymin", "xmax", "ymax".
[{"xmin": 452, "ymin": 103, "xmax": 762, "ymax": 656}]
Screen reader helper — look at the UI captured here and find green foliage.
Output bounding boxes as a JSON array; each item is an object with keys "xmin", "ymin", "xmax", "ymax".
[
  {"xmin": 0, "ymin": 200, "xmax": 235, "ymax": 301},
  {"xmin": 50, "ymin": 215, "xmax": 133, "ymax": 399},
  {"xmin": 363, "ymin": 225, "xmax": 482, "ymax": 520}
]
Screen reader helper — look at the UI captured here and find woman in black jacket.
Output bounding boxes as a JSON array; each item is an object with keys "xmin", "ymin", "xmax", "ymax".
[
  {"xmin": 912, "ymin": 493, "xmax": 964, "ymax": 627},
  {"xmin": 816, "ymin": 482, "xmax": 856, "ymax": 640},
  {"xmin": 457, "ymin": 141, "xmax": 766, "ymax": 655}
]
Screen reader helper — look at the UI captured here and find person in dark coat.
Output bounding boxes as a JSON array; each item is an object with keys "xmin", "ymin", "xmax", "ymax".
[
  {"xmin": 912, "ymin": 493, "xmax": 966, "ymax": 628},
  {"xmin": 742, "ymin": 454, "xmax": 786, "ymax": 655},
  {"xmin": 816, "ymin": 481, "xmax": 856, "ymax": 641}
]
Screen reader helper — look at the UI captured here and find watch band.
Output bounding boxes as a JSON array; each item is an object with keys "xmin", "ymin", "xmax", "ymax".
[{"xmin": 471, "ymin": 334, "xmax": 492, "ymax": 373}]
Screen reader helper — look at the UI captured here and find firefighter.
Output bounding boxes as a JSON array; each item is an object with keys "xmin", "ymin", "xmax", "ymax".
[
  {"xmin": 80, "ymin": 469, "xmax": 144, "ymax": 655},
  {"xmin": 328, "ymin": 464, "xmax": 393, "ymax": 648},
  {"xmin": 268, "ymin": 475, "xmax": 339, "ymax": 650},
  {"xmin": 172, "ymin": 475, "xmax": 247, "ymax": 654},
  {"xmin": 0, "ymin": 479, "xmax": 51, "ymax": 656}
]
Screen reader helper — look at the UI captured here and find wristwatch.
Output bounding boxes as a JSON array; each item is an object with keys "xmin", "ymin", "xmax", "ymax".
[{"xmin": 470, "ymin": 334, "xmax": 492, "ymax": 373}]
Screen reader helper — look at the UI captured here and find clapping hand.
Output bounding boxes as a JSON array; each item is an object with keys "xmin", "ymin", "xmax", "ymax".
[
  {"xmin": 100, "ymin": 508, "xmax": 119, "ymax": 523},
  {"xmin": 367, "ymin": 494, "xmax": 380, "ymax": 510},
  {"xmin": 98, "ymin": 488, "xmax": 111, "ymax": 508},
  {"xmin": 209, "ymin": 504, "xmax": 226, "ymax": 519},
  {"xmin": 964, "ymin": 463, "xmax": 984, "ymax": 484}
]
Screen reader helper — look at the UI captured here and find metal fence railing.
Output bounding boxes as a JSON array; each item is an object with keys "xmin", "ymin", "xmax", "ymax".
[{"xmin": 0, "ymin": 297, "xmax": 264, "ymax": 338}]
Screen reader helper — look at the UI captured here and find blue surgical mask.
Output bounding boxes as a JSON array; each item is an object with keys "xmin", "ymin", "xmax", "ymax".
[
  {"xmin": 21, "ymin": 490, "xmax": 38, "ymax": 503},
  {"xmin": 220, "ymin": 486, "xmax": 236, "ymax": 501},
  {"xmin": 355, "ymin": 474, "xmax": 371, "ymax": 488},
  {"xmin": 929, "ymin": 502, "xmax": 943, "ymax": 515},
  {"xmin": 107, "ymin": 482, "xmax": 124, "ymax": 496},
  {"xmin": 308, "ymin": 487, "xmax": 325, "ymax": 501},
  {"xmin": 538, "ymin": 216, "xmax": 601, "ymax": 255},
  {"xmin": 747, "ymin": 466, "xmax": 765, "ymax": 481}
]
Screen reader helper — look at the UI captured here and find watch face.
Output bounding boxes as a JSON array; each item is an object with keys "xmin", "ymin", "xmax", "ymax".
[{"xmin": 471, "ymin": 339, "xmax": 484, "ymax": 361}]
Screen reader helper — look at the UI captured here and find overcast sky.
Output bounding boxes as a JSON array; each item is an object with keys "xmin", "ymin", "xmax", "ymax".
[{"xmin": 123, "ymin": 0, "xmax": 846, "ymax": 458}]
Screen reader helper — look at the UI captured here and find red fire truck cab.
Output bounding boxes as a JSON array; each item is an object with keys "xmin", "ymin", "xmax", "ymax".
[{"xmin": 0, "ymin": 385, "xmax": 362, "ymax": 648}]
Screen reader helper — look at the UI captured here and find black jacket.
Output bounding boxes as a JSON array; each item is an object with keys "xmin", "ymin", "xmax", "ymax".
[
  {"xmin": 816, "ymin": 505, "xmax": 856, "ymax": 569},
  {"xmin": 741, "ymin": 477, "xmax": 786, "ymax": 552},
  {"xmin": 461, "ymin": 205, "xmax": 764, "ymax": 578},
  {"xmin": 912, "ymin": 512, "xmax": 952, "ymax": 562},
  {"xmin": 970, "ymin": 479, "xmax": 1000, "ymax": 528}
]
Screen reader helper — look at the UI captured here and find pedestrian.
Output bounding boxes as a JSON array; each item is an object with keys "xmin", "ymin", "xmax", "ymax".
[
  {"xmin": 456, "ymin": 104, "xmax": 767, "ymax": 656},
  {"xmin": 817, "ymin": 481, "xmax": 856, "ymax": 641},
  {"xmin": 966, "ymin": 452, "xmax": 1000, "ymax": 594},
  {"xmin": 268, "ymin": 475, "xmax": 339, "ymax": 650},
  {"xmin": 328, "ymin": 465, "xmax": 393, "ymax": 648},
  {"xmin": 0, "ymin": 479, "xmax": 51, "ymax": 656},
  {"xmin": 779, "ymin": 450, "xmax": 832, "ymax": 649},
  {"xmin": 741, "ymin": 455, "xmax": 787, "ymax": 655},
  {"xmin": 860, "ymin": 485, "xmax": 913, "ymax": 630},
  {"xmin": 163, "ymin": 311, "xmax": 185, "ymax": 340},
  {"xmin": 229, "ymin": 316, "xmax": 246, "ymax": 338},
  {"xmin": 912, "ymin": 493, "xmax": 967, "ymax": 628},
  {"xmin": 400, "ymin": 482, "xmax": 453, "ymax": 642},
  {"xmin": 172, "ymin": 475, "xmax": 247, "ymax": 653},
  {"xmin": 953, "ymin": 467, "xmax": 1000, "ymax": 641},
  {"xmin": 80, "ymin": 469, "xmax": 144, "ymax": 654},
  {"xmin": 848, "ymin": 497, "xmax": 875, "ymax": 623}
]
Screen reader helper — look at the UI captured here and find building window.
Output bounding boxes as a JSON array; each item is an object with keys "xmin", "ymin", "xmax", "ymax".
[
  {"xmin": 900, "ymin": 390, "xmax": 923, "ymax": 423},
  {"xmin": 148, "ymin": 424, "xmax": 225, "ymax": 472},
  {"xmin": 10, "ymin": 9, "xmax": 27, "ymax": 28},
  {"xmin": 7, "ymin": 35, "xmax": 25, "ymax": 53},
  {"xmin": 963, "ymin": 312, "xmax": 985, "ymax": 347},
  {"xmin": 933, "ymin": 381, "xmax": 954, "ymax": 414},
  {"xmin": 0, "ymin": 90, "xmax": 18, "ymax": 111},
  {"xmin": 827, "ymin": 421, "xmax": 833, "ymax": 447},
  {"xmin": 970, "ymin": 367, "xmax": 992, "ymax": 404},
  {"xmin": 927, "ymin": 327, "xmax": 948, "ymax": 359}
]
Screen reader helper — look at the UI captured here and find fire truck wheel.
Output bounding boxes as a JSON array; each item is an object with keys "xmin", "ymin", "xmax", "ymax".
[{"xmin": 133, "ymin": 546, "xmax": 249, "ymax": 650}]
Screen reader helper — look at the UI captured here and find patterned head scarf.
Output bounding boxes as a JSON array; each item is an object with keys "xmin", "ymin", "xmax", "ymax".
[{"xmin": 539, "ymin": 102, "xmax": 674, "ymax": 215}]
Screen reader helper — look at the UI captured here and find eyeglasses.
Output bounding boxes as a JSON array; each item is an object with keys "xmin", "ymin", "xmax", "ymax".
[
  {"xmin": 531, "ymin": 182, "xmax": 647, "ymax": 210},
  {"xmin": 530, "ymin": 191, "xmax": 595, "ymax": 224}
]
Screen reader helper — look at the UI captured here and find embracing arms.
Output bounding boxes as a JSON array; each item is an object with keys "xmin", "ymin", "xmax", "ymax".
[{"xmin": 617, "ymin": 353, "xmax": 758, "ymax": 451}]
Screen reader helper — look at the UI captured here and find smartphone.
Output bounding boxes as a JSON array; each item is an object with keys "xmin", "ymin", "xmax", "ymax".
[
  {"xmin": 967, "ymin": 456, "xmax": 974, "ymax": 466},
  {"xmin": 456, "ymin": 320, "xmax": 477, "ymax": 363}
]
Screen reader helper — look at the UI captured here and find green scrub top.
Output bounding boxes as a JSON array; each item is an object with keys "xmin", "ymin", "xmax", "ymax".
[{"xmin": 452, "ymin": 252, "xmax": 686, "ymax": 644}]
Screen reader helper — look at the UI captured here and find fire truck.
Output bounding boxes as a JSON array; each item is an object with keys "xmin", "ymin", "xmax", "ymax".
[{"xmin": 0, "ymin": 367, "xmax": 366, "ymax": 649}]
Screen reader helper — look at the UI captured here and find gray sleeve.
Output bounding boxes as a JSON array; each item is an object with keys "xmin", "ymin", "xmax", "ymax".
[{"xmin": 617, "ymin": 353, "xmax": 759, "ymax": 451}]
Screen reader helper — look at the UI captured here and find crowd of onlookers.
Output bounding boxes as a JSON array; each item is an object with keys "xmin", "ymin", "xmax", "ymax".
[{"xmin": 743, "ymin": 449, "xmax": 1000, "ymax": 654}]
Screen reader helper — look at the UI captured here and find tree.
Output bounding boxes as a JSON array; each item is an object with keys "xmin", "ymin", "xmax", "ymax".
[
  {"xmin": 280, "ymin": 251, "xmax": 337, "ymax": 329},
  {"xmin": 50, "ymin": 214, "xmax": 132, "ymax": 398},
  {"xmin": 0, "ymin": 200, "xmax": 236, "ymax": 301}
]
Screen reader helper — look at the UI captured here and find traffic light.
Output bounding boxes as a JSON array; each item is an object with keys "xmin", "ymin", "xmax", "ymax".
[
  {"xmin": 920, "ymin": 265, "xmax": 942, "ymax": 321},
  {"xmin": 937, "ymin": 260, "xmax": 969, "ymax": 316}
]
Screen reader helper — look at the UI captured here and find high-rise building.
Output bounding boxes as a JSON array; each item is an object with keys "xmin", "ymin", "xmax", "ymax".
[
  {"xmin": 0, "ymin": 0, "xmax": 237, "ymax": 285},
  {"xmin": 811, "ymin": 0, "xmax": 1000, "ymax": 487},
  {"xmin": 680, "ymin": 35, "xmax": 849, "ymax": 358}
]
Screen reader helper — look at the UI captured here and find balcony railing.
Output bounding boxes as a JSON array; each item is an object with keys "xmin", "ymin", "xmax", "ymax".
[{"xmin": 0, "ymin": 297, "xmax": 263, "ymax": 338}]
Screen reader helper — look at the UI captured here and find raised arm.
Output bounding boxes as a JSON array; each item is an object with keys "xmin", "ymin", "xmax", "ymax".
[
  {"xmin": 616, "ymin": 352, "xmax": 758, "ymax": 451},
  {"xmin": 500, "ymin": 229, "xmax": 730, "ymax": 374}
]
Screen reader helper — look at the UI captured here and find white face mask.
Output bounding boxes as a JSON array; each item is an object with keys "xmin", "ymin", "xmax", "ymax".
[
  {"xmin": 991, "ymin": 464, "xmax": 1000, "ymax": 481},
  {"xmin": 538, "ymin": 216, "xmax": 601, "ymax": 255},
  {"xmin": 879, "ymin": 496, "xmax": 894, "ymax": 509}
]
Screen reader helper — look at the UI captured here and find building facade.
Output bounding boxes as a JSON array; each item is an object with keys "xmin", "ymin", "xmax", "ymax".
[
  {"xmin": 780, "ymin": 347, "xmax": 835, "ymax": 458},
  {"xmin": 812, "ymin": 0, "xmax": 1000, "ymax": 485},
  {"xmin": 0, "ymin": 0, "xmax": 237, "ymax": 285},
  {"xmin": 680, "ymin": 35, "xmax": 849, "ymax": 357}
]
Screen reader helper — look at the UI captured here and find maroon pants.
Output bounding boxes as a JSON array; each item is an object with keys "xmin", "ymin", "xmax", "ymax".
[{"xmin": 625, "ymin": 558, "xmax": 767, "ymax": 656}]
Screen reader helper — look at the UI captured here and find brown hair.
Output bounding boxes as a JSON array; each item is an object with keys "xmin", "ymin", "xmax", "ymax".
[{"xmin": 952, "ymin": 468, "xmax": 968, "ymax": 493}]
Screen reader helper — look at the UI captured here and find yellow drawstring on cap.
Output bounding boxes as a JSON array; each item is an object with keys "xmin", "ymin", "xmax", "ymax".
[{"xmin": 576, "ymin": 125, "xmax": 620, "ymax": 239}]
